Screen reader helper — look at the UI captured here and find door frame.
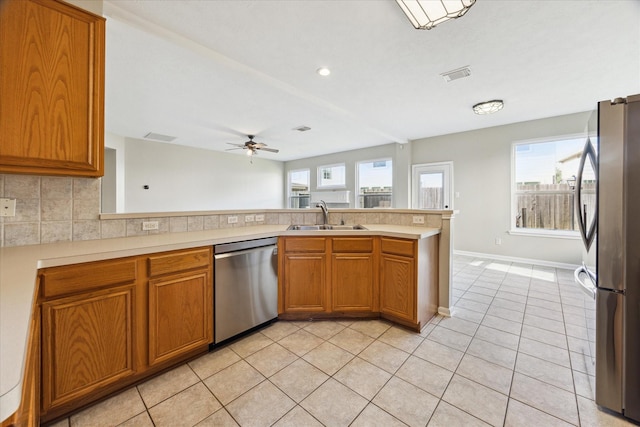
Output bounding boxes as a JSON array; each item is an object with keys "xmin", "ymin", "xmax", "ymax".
[{"xmin": 411, "ymin": 161, "xmax": 454, "ymax": 209}]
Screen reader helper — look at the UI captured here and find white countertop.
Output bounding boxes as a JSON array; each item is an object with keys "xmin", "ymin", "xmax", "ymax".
[{"xmin": 0, "ymin": 224, "xmax": 439, "ymax": 420}]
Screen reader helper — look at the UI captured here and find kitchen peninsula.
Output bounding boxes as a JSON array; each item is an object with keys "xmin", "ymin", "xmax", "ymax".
[{"xmin": 0, "ymin": 210, "xmax": 453, "ymax": 424}]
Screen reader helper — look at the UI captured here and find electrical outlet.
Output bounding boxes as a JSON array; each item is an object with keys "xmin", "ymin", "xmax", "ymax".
[
  {"xmin": 142, "ymin": 221, "xmax": 159, "ymax": 231},
  {"xmin": 227, "ymin": 216, "xmax": 238, "ymax": 224},
  {"xmin": 495, "ymin": 237, "xmax": 502, "ymax": 245},
  {"xmin": 245, "ymin": 214, "xmax": 255, "ymax": 223},
  {"xmin": 412, "ymin": 215, "xmax": 425, "ymax": 224},
  {"xmin": 255, "ymin": 214, "xmax": 265, "ymax": 222},
  {"xmin": 0, "ymin": 198, "xmax": 16, "ymax": 217}
]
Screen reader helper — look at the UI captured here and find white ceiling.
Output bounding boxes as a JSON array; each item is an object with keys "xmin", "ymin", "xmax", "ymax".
[{"xmin": 103, "ymin": 0, "xmax": 640, "ymax": 161}]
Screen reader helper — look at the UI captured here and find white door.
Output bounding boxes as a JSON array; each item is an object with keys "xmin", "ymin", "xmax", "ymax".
[{"xmin": 412, "ymin": 162, "xmax": 453, "ymax": 209}]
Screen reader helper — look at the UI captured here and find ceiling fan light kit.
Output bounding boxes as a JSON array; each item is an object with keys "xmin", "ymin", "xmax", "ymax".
[
  {"xmin": 396, "ymin": 0, "xmax": 476, "ymax": 30},
  {"xmin": 472, "ymin": 99, "xmax": 504, "ymax": 115}
]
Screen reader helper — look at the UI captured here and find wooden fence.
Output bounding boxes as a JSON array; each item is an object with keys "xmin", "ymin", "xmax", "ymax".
[
  {"xmin": 516, "ymin": 183, "xmax": 596, "ymax": 231},
  {"xmin": 419, "ymin": 188, "xmax": 444, "ymax": 209}
]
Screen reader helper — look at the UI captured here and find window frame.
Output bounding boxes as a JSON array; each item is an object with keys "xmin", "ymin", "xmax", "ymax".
[
  {"xmin": 287, "ymin": 168, "xmax": 310, "ymax": 209},
  {"xmin": 356, "ymin": 158, "xmax": 393, "ymax": 209},
  {"xmin": 509, "ymin": 134, "xmax": 584, "ymax": 239},
  {"xmin": 316, "ymin": 163, "xmax": 346, "ymax": 189}
]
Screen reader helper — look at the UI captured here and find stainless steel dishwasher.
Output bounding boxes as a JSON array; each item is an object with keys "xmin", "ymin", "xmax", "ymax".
[{"xmin": 213, "ymin": 237, "xmax": 278, "ymax": 344}]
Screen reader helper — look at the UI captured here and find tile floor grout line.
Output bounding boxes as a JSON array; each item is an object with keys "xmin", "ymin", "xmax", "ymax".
[{"xmin": 60, "ymin": 256, "xmax": 625, "ymax": 427}]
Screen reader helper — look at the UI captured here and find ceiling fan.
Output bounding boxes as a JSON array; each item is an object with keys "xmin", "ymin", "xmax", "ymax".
[{"xmin": 226, "ymin": 135, "xmax": 279, "ymax": 161}]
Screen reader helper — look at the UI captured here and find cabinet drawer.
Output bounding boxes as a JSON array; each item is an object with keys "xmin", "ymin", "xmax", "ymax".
[
  {"xmin": 40, "ymin": 259, "xmax": 137, "ymax": 299},
  {"xmin": 283, "ymin": 237, "xmax": 326, "ymax": 253},
  {"xmin": 332, "ymin": 238, "xmax": 374, "ymax": 253},
  {"xmin": 148, "ymin": 247, "xmax": 211, "ymax": 278},
  {"xmin": 380, "ymin": 238, "xmax": 414, "ymax": 257}
]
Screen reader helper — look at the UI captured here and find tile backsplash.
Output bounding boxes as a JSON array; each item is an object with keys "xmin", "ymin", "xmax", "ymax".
[
  {"xmin": 1, "ymin": 174, "xmax": 101, "ymax": 247},
  {"xmin": 0, "ymin": 173, "xmax": 446, "ymax": 248}
]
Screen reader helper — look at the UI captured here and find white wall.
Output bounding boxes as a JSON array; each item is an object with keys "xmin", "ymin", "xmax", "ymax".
[
  {"xmin": 411, "ymin": 112, "xmax": 592, "ymax": 265},
  {"xmin": 284, "ymin": 143, "xmax": 409, "ymax": 208},
  {"xmin": 123, "ymin": 138, "xmax": 284, "ymax": 212},
  {"xmin": 104, "ymin": 131, "xmax": 126, "ymax": 212},
  {"xmin": 66, "ymin": 0, "xmax": 102, "ymax": 15}
]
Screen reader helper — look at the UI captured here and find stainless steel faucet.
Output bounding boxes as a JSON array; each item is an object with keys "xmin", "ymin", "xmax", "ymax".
[{"xmin": 316, "ymin": 200, "xmax": 328, "ymax": 225}]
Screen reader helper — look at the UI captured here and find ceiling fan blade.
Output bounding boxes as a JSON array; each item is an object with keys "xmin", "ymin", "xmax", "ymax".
[
  {"xmin": 226, "ymin": 142, "xmax": 246, "ymax": 148},
  {"xmin": 259, "ymin": 147, "xmax": 279, "ymax": 153},
  {"xmin": 225, "ymin": 147, "xmax": 243, "ymax": 151}
]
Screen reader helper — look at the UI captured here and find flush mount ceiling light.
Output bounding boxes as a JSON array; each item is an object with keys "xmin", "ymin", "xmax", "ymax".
[
  {"xmin": 396, "ymin": 0, "xmax": 476, "ymax": 30},
  {"xmin": 473, "ymin": 100, "xmax": 504, "ymax": 115},
  {"xmin": 316, "ymin": 67, "xmax": 331, "ymax": 77}
]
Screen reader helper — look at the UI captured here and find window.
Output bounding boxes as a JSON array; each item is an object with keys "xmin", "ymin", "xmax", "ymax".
[
  {"xmin": 357, "ymin": 159, "xmax": 392, "ymax": 208},
  {"xmin": 288, "ymin": 169, "xmax": 310, "ymax": 208},
  {"xmin": 512, "ymin": 136, "xmax": 595, "ymax": 234},
  {"xmin": 317, "ymin": 164, "xmax": 345, "ymax": 188}
]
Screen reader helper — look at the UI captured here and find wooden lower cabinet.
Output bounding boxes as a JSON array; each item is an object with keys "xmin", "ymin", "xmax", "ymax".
[
  {"xmin": 41, "ymin": 285, "xmax": 136, "ymax": 411},
  {"xmin": 282, "ymin": 253, "xmax": 328, "ymax": 312},
  {"xmin": 148, "ymin": 270, "xmax": 213, "ymax": 366},
  {"xmin": 379, "ymin": 253, "xmax": 415, "ymax": 322},
  {"xmin": 331, "ymin": 237, "xmax": 377, "ymax": 312},
  {"xmin": 379, "ymin": 236, "xmax": 438, "ymax": 330},
  {"xmin": 38, "ymin": 247, "xmax": 213, "ymax": 422},
  {"xmin": 280, "ymin": 236, "xmax": 379, "ymax": 316},
  {"xmin": 332, "ymin": 253, "xmax": 375, "ymax": 311}
]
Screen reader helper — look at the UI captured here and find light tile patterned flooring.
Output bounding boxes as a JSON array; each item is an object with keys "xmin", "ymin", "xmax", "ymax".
[{"xmin": 50, "ymin": 255, "xmax": 636, "ymax": 427}]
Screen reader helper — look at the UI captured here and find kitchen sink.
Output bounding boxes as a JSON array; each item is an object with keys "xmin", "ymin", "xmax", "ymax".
[{"xmin": 287, "ymin": 224, "xmax": 367, "ymax": 231}]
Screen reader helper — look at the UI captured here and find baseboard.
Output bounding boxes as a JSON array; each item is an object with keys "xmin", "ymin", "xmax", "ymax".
[
  {"xmin": 453, "ymin": 250, "xmax": 579, "ymax": 271},
  {"xmin": 437, "ymin": 307, "xmax": 452, "ymax": 317}
]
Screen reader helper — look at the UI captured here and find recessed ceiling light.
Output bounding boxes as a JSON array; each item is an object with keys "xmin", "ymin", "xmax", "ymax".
[
  {"xmin": 294, "ymin": 125, "xmax": 311, "ymax": 132},
  {"xmin": 316, "ymin": 67, "xmax": 331, "ymax": 77},
  {"xmin": 473, "ymin": 100, "xmax": 504, "ymax": 115}
]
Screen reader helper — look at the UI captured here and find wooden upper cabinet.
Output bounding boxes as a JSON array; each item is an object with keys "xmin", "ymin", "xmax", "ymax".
[{"xmin": 0, "ymin": 0, "xmax": 105, "ymax": 177}]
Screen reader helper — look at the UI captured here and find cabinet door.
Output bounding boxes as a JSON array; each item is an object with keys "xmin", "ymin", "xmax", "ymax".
[
  {"xmin": 0, "ymin": 0, "xmax": 105, "ymax": 176},
  {"xmin": 283, "ymin": 253, "xmax": 327, "ymax": 312},
  {"xmin": 332, "ymin": 253, "xmax": 375, "ymax": 312},
  {"xmin": 380, "ymin": 253, "xmax": 416, "ymax": 322},
  {"xmin": 41, "ymin": 286, "xmax": 136, "ymax": 411},
  {"xmin": 148, "ymin": 270, "xmax": 213, "ymax": 366}
]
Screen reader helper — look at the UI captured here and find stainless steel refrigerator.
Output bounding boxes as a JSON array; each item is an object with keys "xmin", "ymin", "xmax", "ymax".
[{"xmin": 574, "ymin": 94, "xmax": 640, "ymax": 422}]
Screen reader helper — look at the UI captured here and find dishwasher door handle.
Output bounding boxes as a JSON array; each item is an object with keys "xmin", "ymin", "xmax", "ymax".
[{"xmin": 214, "ymin": 245, "xmax": 276, "ymax": 260}]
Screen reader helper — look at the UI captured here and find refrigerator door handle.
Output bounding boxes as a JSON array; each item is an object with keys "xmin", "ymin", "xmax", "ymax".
[
  {"xmin": 574, "ymin": 263, "xmax": 596, "ymax": 300},
  {"xmin": 575, "ymin": 137, "xmax": 598, "ymax": 251}
]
